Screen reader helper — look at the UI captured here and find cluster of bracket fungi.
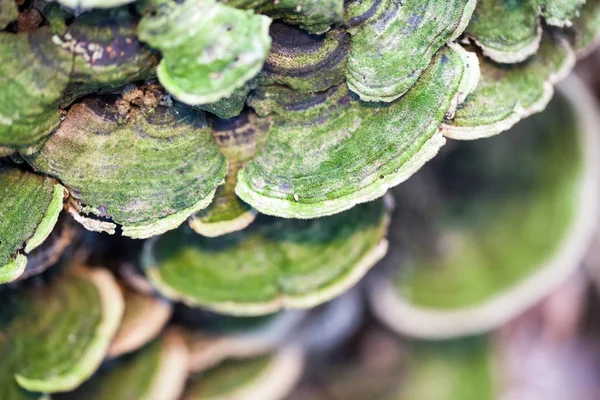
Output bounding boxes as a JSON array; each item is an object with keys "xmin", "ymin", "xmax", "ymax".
[{"xmin": 1, "ymin": 0, "xmax": 600, "ymax": 398}]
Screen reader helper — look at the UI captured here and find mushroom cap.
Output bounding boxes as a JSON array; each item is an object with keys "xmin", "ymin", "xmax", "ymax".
[
  {"xmin": 0, "ymin": 28, "xmax": 72, "ymax": 153},
  {"xmin": 223, "ymin": 0, "xmax": 344, "ymax": 34},
  {"xmin": 466, "ymin": 0, "xmax": 582, "ymax": 63},
  {"xmin": 59, "ymin": 8, "xmax": 158, "ymax": 107},
  {"xmin": 441, "ymin": 34, "xmax": 575, "ymax": 140},
  {"xmin": 0, "ymin": 266, "xmax": 124, "ymax": 394},
  {"xmin": 345, "ymin": 0, "xmax": 476, "ymax": 102},
  {"xmin": 369, "ymin": 76, "xmax": 600, "ymax": 339},
  {"xmin": 0, "ymin": 164, "xmax": 65, "ymax": 284},
  {"xmin": 143, "ymin": 199, "xmax": 388, "ymax": 315},
  {"xmin": 183, "ymin": 346, "xmax": 304, "ymax": 400},
  {"xmin": 187, "ymin": 310, "xmax": 305, "ymax": 372},
  {"xmin": 137, "ymin": 0, "xmax": 272, "ymax": 106},
  {"xmin": 262, "ymin": 22, "xmax": 350, "ymax": 93},
  {"xmin": 237, "ymin": 45, "xmax": 478, "ymax": 218},
  {"xmin": 25, "ymin": 96, "xmax": 227, "ymax": 239},
  {"xmin": 108, "ymin": 287, "xmax": 173, "ymax": 358},
  {"xmin": 68, "ymin": 329, "xmax": 189, "ymax": 400}
]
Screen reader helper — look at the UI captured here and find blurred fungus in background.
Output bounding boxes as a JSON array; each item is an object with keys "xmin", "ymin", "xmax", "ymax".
[{"xmin": 3, "ymin": 0, "xmax": 600, "ymax": 399}]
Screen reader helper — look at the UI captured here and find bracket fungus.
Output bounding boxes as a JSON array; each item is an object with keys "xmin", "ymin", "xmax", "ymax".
[
  {"xmin": 0, "ymin": 164, "xmax": 65, "ymax": 284},
  {"xmin": 137, "ymin": 0, "xmax": 272, "ymax": 106},
  {"xmin": 107, "ymin": 286, "xmax": 173, "ymax": 358},
  {"xmin": 0, "ymin": 27, "xmax": 72, "ymax": 154},
  {"xmin": 68, "ymin": 329, "xmax": 189, "ymax": 400},
  {"xmin": 24, "ymin": 95, "xmax": 227, "ymax": 239},
  {"xmin": 0, "ymin": 266, "xmax": 124, "ymax": 396},
  {"xmin": 59, "ymin": 8, "xmax": 159, "ymax": 107},
  {"xmin": 237, "ymin": 45, "xmax": 478, "ymax": 219},
  {"xmin": 143, "ymin": 199, "xmax": 388, "ymax": 315},
  {"xmin": 0, "ymin": 0, "xmax": 600, "ymax": 396},
  {"xmin": 466, "ymin": 0, "xmax": 585, "ymax": 63},
  {"xmin": 345, "ymin": 0, "xmax": 476, "ymax": 102},
  {"xmin": 224, "ymin": 0, "xmax": 344, "ymax": 34},
  {"xmin": 187, "ymin": 310, "xmax": 305, "ymax": 372},
  {"xmin": 368, "ymin": 78, "xmax": 600, "ymax": 339},
  {"xmin": 441, "ymin": 34, "xmax": 575, "ymax": 140},
  {"xmin": 262, "ymin": 22, "xmax": 350, "ymax": 93},
  {"xmin": 183, "ymin": 346, "xmax": 304, "ymax": 400},
  {"xmin": 188, "ymin": 111, "xmax": 270, "ymax": 237}
]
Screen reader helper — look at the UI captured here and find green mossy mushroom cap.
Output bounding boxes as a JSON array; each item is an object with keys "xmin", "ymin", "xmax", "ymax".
[
  {"xmin": 369, "ymin": 79, "xmax": 600, "ymax": 339},
  {"xmin": 137, "ymin": 0, "xmax": 272, "ymax": 106},
  {"xmin": 237, "ymin": 45, "xmax": 478, "ymax": 219},
  {"xmin": 25, "ymin": 94, "xmax": 227, "ymax": 239},
  {"xmin": 0, "ymin": 163, "xmax": 65, "ymax": 284},
  {"xmin": 183, "ymin": 347, "xmax": 304, "ymax": 400},
  {"xmin": 466, "ymin": 0, "xmax": 583, "ymax": 63},
  {"xmin": 224, "ymin": 0, "xmax": 344, "ymax": 34},
  {"xmin": 442, "ymin": 34, "xmax": 575, "ymax": 140},
  {"xmin": 143, "ymin": 199, "xmax": 388, "ymax": 315},
  {"xmin": 66, "ymin": 329, "xmax": 189, "ymax": 400},
  {"xmin": 345, "ymin": 0, "xmax": 476, "ymax": 102},
  {"xmin": 0, "ymin": 266, "xmax": 124, "ymax": 395},
  {"xmin": 0, "ymin": 27, "xmax": 72, "ymax": 154}
]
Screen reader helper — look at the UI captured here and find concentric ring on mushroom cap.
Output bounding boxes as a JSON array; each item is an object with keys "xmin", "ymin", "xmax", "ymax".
[
  {"xmin": 368, "ymin": 76, "xmax": 600, "ymax": 339},
  {"xmin": 0, "ymin": 266, "xmax": 124, "ymax": 394},
  {"xmin": 25, "ymin": 96, "xmax": 227, "ymax": 239},
  {"xmin": 143, "ymin": 199, "xmax": 388, "ymax": 316},
  {"xmin": 441, "ymin": 34, "xmax": 575, "ymax": 140},
  {"xmin": 187, "ymin": 310, "xmax": 306, "ymax": 372},
  {"xmin": 66, "ymin": 329, "xmax": 189, "ymax": 400},
  {"xmin": 183, "ymin": 346, "xmax": 304, "ymax": 400},
  {"xmin": 345, "ymin": 0, "xmax": 476, "ymax": 102},
  {"xmin": 466, "ymin": 0, "xmax": 584, "ymax": 63},
  {"xmin": 59, "ymin": 8, "xmax": 158, "ymax": 107},
  {"xmin": 0, "ymin": 164, "xmax": 65, "ymax": 284},
  {"xmin": 236, "ymin": 44, "xmax": 479, "ymax": 219},
  {"xmin": 0, "ymin": 27, "xmax": 72, "ymax": 154},
  {"xmin": 262, "ymin": 22, "xmax": 350, "ymax": 93}
]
